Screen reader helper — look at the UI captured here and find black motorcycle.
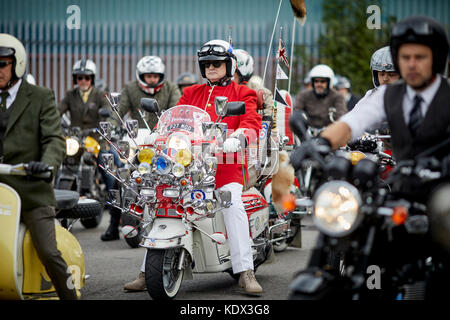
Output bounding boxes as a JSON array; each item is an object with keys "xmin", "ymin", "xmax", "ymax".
[
  {"xmin": 287, "ymin": 111, "xmax": 450, "ymax": 300},
  {"xmin": 55, "ymin": 115, "xmax": 107, "ymax": 228}
]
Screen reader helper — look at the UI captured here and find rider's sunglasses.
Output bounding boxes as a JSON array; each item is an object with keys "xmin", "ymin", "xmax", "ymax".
[
  {"xmin": 76, "ymin": 75, "xmax": 91, "ymax": 81},
  {"xmin": 313, "ymin": 79, "xmax": 328, "ymax": 84},
  {"xmin": 392, "ymin": 21, "xmax": 433, "ymax": 37},
  {"xmin": 0, "ymin": 60, "xmax": 13, "ymax": 69},
  {"xmin": 204, "ymin": 61, "xmax": 223, "ymax": 68}
]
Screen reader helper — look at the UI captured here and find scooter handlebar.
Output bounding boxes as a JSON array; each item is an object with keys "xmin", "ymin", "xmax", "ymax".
[{"xmin": 0, "ymin": 163, "xmax": 53, "ymax": 180}]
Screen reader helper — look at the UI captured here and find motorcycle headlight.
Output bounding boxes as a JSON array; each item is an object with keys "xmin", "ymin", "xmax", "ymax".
[
  {"xmin": 175, "ymin": 149, "xmax": 192, "ymax": 167},
  {"xmin": 172, "ymin": 163, "xmax": 185, "ymax": 178},
  {"xmin": 84, "ymin": 136, "xmax": 100, "ymax": 156},
  {"xmin": 167, "ymin": 132, "xmax": 191, "ymax": 150},
  {"xmin": 66, "ymin": 137, "xmax": 80, "ymax": 156},
  {"xmin": 313, "ymin": 181, "xmax": 362, "ymax": 237},
  {"xmin": 138, "ymin": 147, "xmax": 155, "ymax": 164},
  {"xmin": 350, "ymin": 151, "xmax": 366, "ymax": 165},
  {"xmin": 154, "ymin": 156, "xmax": 172, "ymax": 175}
]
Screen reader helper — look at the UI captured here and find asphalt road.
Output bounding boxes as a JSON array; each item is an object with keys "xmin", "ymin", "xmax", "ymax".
[{"xmin": 73, "ymin": 212, "xmax": 319, "ymax": 301}]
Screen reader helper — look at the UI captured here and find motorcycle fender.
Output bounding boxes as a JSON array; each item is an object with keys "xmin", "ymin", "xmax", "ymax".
[{"xmin": 141, "ymin": 218, "xmax": 193, "ymax": 257}]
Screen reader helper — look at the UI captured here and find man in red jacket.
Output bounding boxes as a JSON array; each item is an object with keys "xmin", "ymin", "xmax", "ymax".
[{"xmin": 123, "ymin": 39, "xmax": 263, "ymax": 296}]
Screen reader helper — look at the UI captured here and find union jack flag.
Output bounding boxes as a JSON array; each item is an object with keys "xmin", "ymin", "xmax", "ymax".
[{"xmin": 277, "ymin": 38, "xmax": 290, "ymax": 70}]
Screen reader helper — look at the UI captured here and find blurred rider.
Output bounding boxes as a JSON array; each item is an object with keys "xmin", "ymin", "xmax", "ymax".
[
  {"xmin": 294, "ymin": 64, "xmax": 347, "ymax": 129},
  {"xmin": 114, "ymin": 56, "xmax": 181, "ymax": 129},
  {"xmin": 176, "ymin": 72, "xmax": 199, "ymax": 95}
]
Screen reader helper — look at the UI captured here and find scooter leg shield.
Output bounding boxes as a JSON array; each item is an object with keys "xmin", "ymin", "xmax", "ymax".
[
  {"xmin": 22, "ymin": 224, "xmax": 85, "ymax": 295},
  {"xmin": 0, "ymin": 183, "xmax": 23, "ymax": 299}
]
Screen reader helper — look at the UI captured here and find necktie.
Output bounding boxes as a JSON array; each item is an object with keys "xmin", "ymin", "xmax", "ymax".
[
  {"xmin": 82, "ymin": 91, "xmax": 89, "ymax": 103},
  {"xmin": 0, "ymin": 91, "xmax": 9, "ymax": 112},
  {"xmin": 408, "ymin": 95, "xmax": 423, "ymax": 137}
]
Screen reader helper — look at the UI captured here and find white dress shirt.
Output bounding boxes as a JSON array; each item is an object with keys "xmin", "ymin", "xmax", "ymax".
[
  {"xmin": 340, "ymin": 76, "xmax": 442, "ymax": 140},
  {"xmin": 0, "ymin": 79, "xmax": 22, "ymax": 109}
]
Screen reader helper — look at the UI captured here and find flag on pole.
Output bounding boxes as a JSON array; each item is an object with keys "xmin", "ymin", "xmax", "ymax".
[
  {"xmin": 277, "ymin": 37, "xmax": 290, "ymax": 69},
  {"xmin": 276, "ymin": 64, "xmax": 289, "ymax": 80},
  {"xmin": 274, "ymin": 88, "xmax": 294, "ymax": 145},
  {"xmin": 274, "ymin": 87, "xmax": 289, "ymax": 106}
]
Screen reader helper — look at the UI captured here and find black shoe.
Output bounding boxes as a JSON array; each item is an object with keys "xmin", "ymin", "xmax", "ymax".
[{"xmin": 100, "ymin": 228, "xmax": 120, "ymax": 241}]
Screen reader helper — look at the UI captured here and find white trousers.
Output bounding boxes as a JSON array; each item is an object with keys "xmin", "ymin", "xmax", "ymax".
[{"xmin": 141, "ymin": 182, "xmax": 253, "ymax": 274}]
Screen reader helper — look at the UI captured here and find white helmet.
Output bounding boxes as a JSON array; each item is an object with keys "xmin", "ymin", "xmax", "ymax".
[
  {"xmin": 136, "ymin": 56, "xmax": 165, "ymax": 94},
  {"xmin": 309, "ymin": 64, "xmax": 335, "ymax": 85},
  {"xmin": 197, "ymin": 39, "xmax": 237, "ymax": 82},
  {"xmin": 234, "ymin": 49, "xmax": 254, "ymax": 83},
  {"xmin": 247, "ymin": 75, "xmax": 264, "ymax": 90},
  {"xmin": 0, "ymin": 33, "xmax": 27, "ymax": 81},
  {"xmin": 309, "ymin": 64, "xmax": 335, "ymax": 97},
  {"xmin": 370, "ymin": 46, "xmax": 395, "ymax": 88},
  {"xmin": 72, "ymin": 59, "xmax": 96, "ymax": 83}
]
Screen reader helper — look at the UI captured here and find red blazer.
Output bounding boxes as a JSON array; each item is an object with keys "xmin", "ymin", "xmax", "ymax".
[{"xmin": 177, "ymin": 81, "xmax": 262, "ymax": 188}]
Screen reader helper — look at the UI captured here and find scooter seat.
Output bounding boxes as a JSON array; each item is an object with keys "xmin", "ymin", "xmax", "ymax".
[{"xmin": 54, "ymin": 189, "xmax": 80, "ymax": 210}]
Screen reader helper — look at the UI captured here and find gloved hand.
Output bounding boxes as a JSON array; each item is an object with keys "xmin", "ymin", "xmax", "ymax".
[
  {"xmin": 223, "ymin": 137, "xmax": 241, "ymax": 153},
  {"xmin": 144, "ymin": 132, "xmax": 158, "ymax": 145},
  {"xmin": 289, "ymin": 136, "xmax": 331, "ymax": 171},
  {"xmin": 26, "ymin": 161, "xmax": 52, "ymax": 182},
  {"xmin": 229, "ymin": 128, "xmax": 248, "ymax": 139}
]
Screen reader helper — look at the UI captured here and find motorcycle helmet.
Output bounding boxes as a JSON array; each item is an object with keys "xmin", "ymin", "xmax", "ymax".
[
  {"xmin": 309, "ymin": 64, "xmax": 335, "ymax": 97},
  {"xmin": 370, "ymin": 46, "xmax": 396, "ymax": 88},
  {"xmin": 335, "ymin": 75, "xmax": 351, "ymax": 90},
  {"xmin": 176, "ymin": 72, "xmax": 199, "ymax": 92},
  {"xmin": 72, "ymin": 59, "xmax": 96, "ymax": 84},
  {"xmin": 304, "ymin": 70, "xmax": 311, "ymax": 85},
  {"xmin": 0, "ymin": 33, "xmax": 27, "ymax": 88},
  {"xmin": 234, "ymin": 49, "xmax": 254, "ymax": 83},
  {"xmin": 136, "ymin": 56, "xmax": 165, "ymax": 95},
  {"xmin": 197, "ymin": 39, "xmax": 237, "ymax": 82},
  {"xmin": 390, "ymin": 15, "xmax": 449, "ymax": 76}
]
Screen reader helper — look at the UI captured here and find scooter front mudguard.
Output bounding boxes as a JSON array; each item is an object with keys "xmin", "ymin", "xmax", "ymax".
[
  {"xmin": 0, "ymin": 183, "xmax": 23, "ymax": 299},
  {"xmin": 141, "ymin": 218, "xmax": 193, "ymax": 258}
]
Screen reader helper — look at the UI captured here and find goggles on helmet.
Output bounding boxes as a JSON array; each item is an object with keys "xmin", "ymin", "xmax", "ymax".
[
  {"xmin": 198, "ymin": 44, "xmax": 233, "ymax": 57},
  {"xmin": 392, "ymin": 21, "xmax": 434, "ymax": 37},
  {"xmin": 0, "ymin": 47, "xmax": 15, "ymax": 57}
]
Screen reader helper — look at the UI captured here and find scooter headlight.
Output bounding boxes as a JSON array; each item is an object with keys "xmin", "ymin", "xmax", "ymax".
[
  {"xmin": 175, "ymin": 149, "xmax": 192, "ymax": 167},
  {"xmin": 154, "ymin": 156, "xmax": 172, "ymax": 175},
  {"xmin": 138, "ymin": 162, "xmax": 151, "ymax": 174},
  {"xmin": 66, "ymin": 137, "xmax": 80, "ymax": 156},
  {"xmin": 172, "ymin": 163, "xmax": 185, "ymax": 178},
  {"xmin": 313, "ymin": 181, "xmax": 362, "ymax": 237},
  {"xmin": 167, "ymin": 132, "xmax": 191, "ymax": 150},
  {"xmin": 138, "ymin": 147, "xmax": 155, "ymax": 164}
]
